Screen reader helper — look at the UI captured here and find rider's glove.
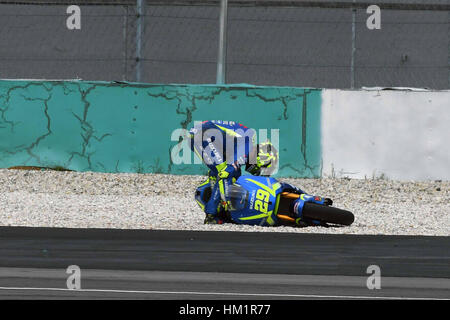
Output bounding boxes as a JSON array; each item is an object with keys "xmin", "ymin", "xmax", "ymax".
[
  {"xmin": 218, "ymin": 170, "xmax": 229, "ymax": 179},
  {"xmin": 324, "ymin": 198, "xmax": 333, "ymax": 206}
]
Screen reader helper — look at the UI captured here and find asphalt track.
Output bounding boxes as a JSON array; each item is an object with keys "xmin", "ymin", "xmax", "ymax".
[{"xmin": 0, "ymin": 226, "xmax": 449, "ymax": 300}]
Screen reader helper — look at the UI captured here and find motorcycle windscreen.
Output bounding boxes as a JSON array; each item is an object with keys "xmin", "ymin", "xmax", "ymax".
[{"xmin": 227, "ymin": 184, "xmax": 249, "ymax": 212}]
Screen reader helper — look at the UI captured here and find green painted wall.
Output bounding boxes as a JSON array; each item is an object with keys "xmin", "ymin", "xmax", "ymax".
[{"xmin": 0, "ymin": 80, "xmax": 321, "ymax": 177}]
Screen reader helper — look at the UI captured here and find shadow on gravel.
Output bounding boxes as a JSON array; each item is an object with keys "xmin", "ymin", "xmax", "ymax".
[{"xmin": 8, "ymin": 166, "xmax": 73, "ymax": 172}]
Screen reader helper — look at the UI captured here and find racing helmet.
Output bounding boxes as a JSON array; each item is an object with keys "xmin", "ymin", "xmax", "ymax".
[
  {"xmin": 194, "ymin": 178, "xmax": 213, "ymax": 210},
  {"xmin": 246, "ymin": 141, "xmax": 279, "ymax": 176}
]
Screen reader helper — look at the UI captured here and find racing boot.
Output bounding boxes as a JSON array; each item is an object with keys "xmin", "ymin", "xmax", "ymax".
[{"xmin": 204, "ymin": 214, "xmax": 224, "ymax": 225}]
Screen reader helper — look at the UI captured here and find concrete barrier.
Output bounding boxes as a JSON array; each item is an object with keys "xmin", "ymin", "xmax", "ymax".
[
  {"xmin": 321, "ymin": 89, "xmax": 450, "ymax": 181},
  {"xmin": 0, "ymin": 80, "xmax": 322, "ymax": 178}
]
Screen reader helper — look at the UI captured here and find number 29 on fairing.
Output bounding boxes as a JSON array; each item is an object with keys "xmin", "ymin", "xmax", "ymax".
[{"xmin": 254, "ymin": 189, "xmax": 270, "ymax": 213}]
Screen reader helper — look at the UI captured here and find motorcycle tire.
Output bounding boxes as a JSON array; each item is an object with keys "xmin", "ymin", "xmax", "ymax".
[{"xmin": 302, "ymin": 202, "xmax": 354, "ymax": 226}]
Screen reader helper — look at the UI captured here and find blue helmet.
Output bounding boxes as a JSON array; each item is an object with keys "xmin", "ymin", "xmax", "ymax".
[{"xmin": 194, "ymin": 178, "xmax": 213, "ymax": 211}]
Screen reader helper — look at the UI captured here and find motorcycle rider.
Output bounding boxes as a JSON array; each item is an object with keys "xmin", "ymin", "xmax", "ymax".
[{"xmin": 188, "ymin": 120, "xmax": 279, "ymax": 224}]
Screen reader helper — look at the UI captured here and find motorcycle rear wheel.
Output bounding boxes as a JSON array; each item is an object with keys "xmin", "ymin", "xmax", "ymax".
[{"xmin": 302, "ymin": 202, "xmax": 354, "ymax": 226}]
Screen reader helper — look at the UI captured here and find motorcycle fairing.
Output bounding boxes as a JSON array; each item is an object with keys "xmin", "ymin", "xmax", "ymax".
[{"xmin": 227, "ymin": 175, "xmax": 282, "ymax": 226}]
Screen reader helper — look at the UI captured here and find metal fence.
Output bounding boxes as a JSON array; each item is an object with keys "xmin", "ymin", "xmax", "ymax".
[{"xmin": 0, "ymin": 0, "xmax": 449, "ymax": 89}]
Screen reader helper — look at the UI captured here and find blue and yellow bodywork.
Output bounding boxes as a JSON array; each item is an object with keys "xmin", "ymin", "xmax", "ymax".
[{"xmin": 229, "ymin": 175, "xmax": 283, "ymax": 226}]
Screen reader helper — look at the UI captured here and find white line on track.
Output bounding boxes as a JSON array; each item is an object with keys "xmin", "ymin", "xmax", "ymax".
[{"xmin": 0, "ymin": 286, "xmax": 447, "ymax": 300}]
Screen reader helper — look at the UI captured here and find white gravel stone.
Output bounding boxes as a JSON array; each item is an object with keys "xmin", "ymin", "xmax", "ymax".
[{"xmin": 0, "ymin": 169, "xmax": 448, "ymax": 236}]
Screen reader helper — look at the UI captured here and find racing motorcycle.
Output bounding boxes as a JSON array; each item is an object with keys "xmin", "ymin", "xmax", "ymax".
[{"xmin": 213, "ymin": 175, "xmax": 355, "ymax": 227}]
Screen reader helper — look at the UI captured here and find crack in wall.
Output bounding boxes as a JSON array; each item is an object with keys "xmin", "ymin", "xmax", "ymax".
[
  {"xmin": 147, "ymin": 86, "xmax": 229, "ymax": 173},
  {"xmin": 300, "ymin": 89, "xmax": 318, "ymax": 176},
  {"xmin": 19, "ymin": 87, "xmax": 53, "ymax": 164},
  {"xmin": 0, "ymin": 83, "xmax": 54, "ymax": 165},
  {"xmin": 0, "ymin": 81, "xmax": 113, "ymax": 169},
  {"xmin": 66, "ymin": 83, "xmax": 112, "ymax": 170},
  {"xmin": 243, "ymin": 88, "xmax": 306, "ymax": 121},
  {"xmin": 0, "ymin": 82, "xmax": 47, "ymax": 134},
  {"xmin": 244, "ymin": 88, "xmax": 319, "ymax": 176}
]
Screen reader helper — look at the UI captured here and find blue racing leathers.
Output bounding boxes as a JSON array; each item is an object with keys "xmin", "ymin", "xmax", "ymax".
[{"xmin": 188, "ymin": 120, "xmax": 257, "ymax": 217}]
